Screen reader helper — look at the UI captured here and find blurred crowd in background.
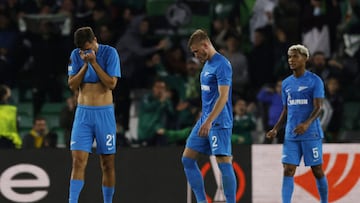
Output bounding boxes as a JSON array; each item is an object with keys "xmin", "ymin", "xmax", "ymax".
[{"xmin": 0, "ymin": 0, "xmax": 360, "ymax": 149}]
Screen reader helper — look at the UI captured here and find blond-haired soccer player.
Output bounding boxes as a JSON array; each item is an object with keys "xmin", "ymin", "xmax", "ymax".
[
  {"xmin": 266, "ymin": 44, "xmax": 328, "ymax": 203},
  {"xmin": 181, "ymin": 29, "xmax": 236, "ymax": 203}
]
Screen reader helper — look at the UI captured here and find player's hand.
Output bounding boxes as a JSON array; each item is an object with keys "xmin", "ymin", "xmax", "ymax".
[
  {"xmin": 266, "ymin": 129, "xmax": 277, "ymax": 139},
  {"xmin": 79, "ymin": 50, "xmax": 95, "ymax": 63},
  {"xmin": 85, "ymin": 50, "xmax": 96, "ymax": 63},
  {"xmin": 198, "ymin": 120, "xmax": 212, "ymax": 137},
  {"xmin": 293, "ymin": 122, "xmax": 309, "ymax": 135}
]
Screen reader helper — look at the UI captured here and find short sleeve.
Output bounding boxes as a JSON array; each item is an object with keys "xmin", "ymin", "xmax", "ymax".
[
  {"xmin": 217, "ymin": 60, "xmax": 232, "ymax": 86},
  {"xmin": 105, "ymin": 47, "xmax": 121, "ymax": 78},
  {"xmin": 313, "ymin": 75, "xmax": 325, "ymax": 99},
  {"xmin": 68, "ymin": 49, "xmax": 82, "ymax": 76}
]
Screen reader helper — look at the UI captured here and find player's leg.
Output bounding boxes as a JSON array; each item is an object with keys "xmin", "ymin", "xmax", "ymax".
[
  {"xmin": 69, "ymin": 106, "xmax": 94, "ymax": 203},
  {"xmin": 282, "ymin": 140, "xmax": 301, "ymax": 203},
  {"xmin": 182, "ymin": 148, "xmax": 207, "ymax": 203},
  {"xmin": 100, "ymin": 154, "xmax": 116, "ymax": 203},
  {"xmin": 69, "ymin": 150, "xmax": 89, "ymax": 203},
  {"xmin": 216, "ymin": 156, "xmax": 236, "ymax": 203},
  {"xmin": 282, "ymin": 164, "xmax": 297, "ymax": 203},
  {"xmin": 303, "ymin": 140, "xmax": 328, "ymax": 203},
  {"xmin": 311, "ymin": 165, "xmax": 328, "ymax": 203},
  {"xmin": 211, "ymin": 129, "xmax": 236, "ymax": 203},
  {"xmin": 182, "ymin": 121, "xmax": 210, "ymax": 203},
  {"xmin": 94, "ymin": 105, "xmax": 117, "ymax": 203}
]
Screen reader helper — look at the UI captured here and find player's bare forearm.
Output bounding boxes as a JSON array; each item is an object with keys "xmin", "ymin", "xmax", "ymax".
[
  {"xmin": 206, "ymin": 85, "xmax": 229, "ymax": 123},
  {"xmin": 68, "ymin": 64, "xmax": 88, "ymax": 91},
  {"xmin": 91, "ymin": 62, "xmax": 118, "ymax": 90},
  {"xmin": 266, "ymin": 107, "xmax": 287, "ymax": 138},
  {"xmin": 273, "ymin": 106, "xmax": 287, "ymax": 132}
]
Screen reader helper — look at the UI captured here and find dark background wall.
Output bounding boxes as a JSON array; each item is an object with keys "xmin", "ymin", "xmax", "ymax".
[{"xmin": 0, "ymin": 146, "xmax": 252, "ymax": 203}]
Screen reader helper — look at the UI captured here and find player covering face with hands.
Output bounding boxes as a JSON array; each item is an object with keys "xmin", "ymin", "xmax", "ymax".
[{"xmin": 67, "ymin": 27, "xmax": 121, "ymax": 203}]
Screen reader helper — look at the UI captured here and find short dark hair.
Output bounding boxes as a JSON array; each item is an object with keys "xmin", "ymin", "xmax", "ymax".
[
  {"xmin": 33, "ymin": 116, "xmax": 46, "ymax": 125},
  {"xmin": 74, "ymin": 27, "xmax": 96, "ymax": 48}
]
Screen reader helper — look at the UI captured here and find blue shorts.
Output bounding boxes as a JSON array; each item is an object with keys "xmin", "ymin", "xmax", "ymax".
[
  {"xmin": 70, "ymin": 105, "xmax": 116, "ymax": 154},
  {"xmin": 185, "ymin": 120, "xmax": 232, "ymax": 156},
  {"xmin": 282, "ymin": 139, "xmax": 323, "ymax": 166}
]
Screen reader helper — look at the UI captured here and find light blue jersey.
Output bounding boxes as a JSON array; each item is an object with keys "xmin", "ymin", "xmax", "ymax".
[
  {"xmin": 282, "ymin": 71, "xmax": 324, "ymax": 141},
  {"xmin": 68, "ymin": 44, "xmax": 121, "ymax": 82},
  {"xmin": 199, "ymin": 53, "xmax": 233, "ymax": 129},
  {"xmin": 67, "ymin": 44, "xmax": 120, "ymax": 154},
  {"xmin": 186, "ymin": 52, "xmax": 233, "ymax": 156}
]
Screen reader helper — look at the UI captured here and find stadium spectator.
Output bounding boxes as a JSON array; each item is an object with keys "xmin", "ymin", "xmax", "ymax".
[
  {"xmin": 247, "ymin": 25, "xmax": 275, "ymax": 99},
  {"xmin": 257, "ymin": 79, "xmax": 284, "ymax": 144},
  {"xmin": 137, "ymin": 78, "xmax": 174, "ymax": 146},
  {"xmin": 324, "ymin": 77, "xmax": 344, "ymax": 142},
  {"xmin": 173, "ymin": 57, "xmax": 202, "ymax": 129},
  {"xmin": 232, "ymin": 98, "xmax": 257, "ymax": 145},
  {"xmin": 115, "ymin": 15, "xmax": 169, "ymax": 89},
  {"xmin": 222, "ymin": 30, "xmax": 249, "ymax": 100},
  {"xmin": 0, "ymin": 84, "xmax": 21, "ymax": 149},
  {"xmin": 22, "ymin": 116, "xmax": 57, "ymax": 149},
  {"xmin": 272, "ymin": 0, "xmax": 301, "ymax": 44},
  {"xmin": 308, "ymin": 51, "xmax": 345, "ymax": 83}
]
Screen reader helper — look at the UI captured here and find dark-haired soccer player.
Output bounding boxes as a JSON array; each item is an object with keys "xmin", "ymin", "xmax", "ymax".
[
  {"xmin": 67, "ymin": 27, "xmax": 120, "ymax": 203},
  {"xmin": 181, "ymin": 29, "xmax": 236, "ymax": 203},
  {"xmin": 266, "ymin": 44, "xmax": 328, "ymax": 203}
]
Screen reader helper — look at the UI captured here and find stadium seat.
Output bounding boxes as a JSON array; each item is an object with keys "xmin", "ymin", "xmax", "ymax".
[
  {"xmin": 51, "ymin": 127, "xmax": 66, "ymax": 148},
  {"xmin": 40, "ymin": 102, "xmax": 65, "ymax": 115},
  {"xmin": 11, "ymin": 88, "xmax": 20, "ymax": 104},
  {"xmin": 18, "ymin": 114, "xmax": 33, "ymax": 129},
  {"xmin": 18, "ymin": 127, "xmax": 32, "ymax": 138},
  {"xmin": 339, "ymin": 130, "xmax": 360, "ymax": 143},
  {"xmin": 42, "ymin": 114, "xmax": 60, "ymax": 130},
  {"xmin": 17, "ymin": 102, "xmax": 34, "ymax": 117},
  {"xmin": 341, "ymin": 102, "xmax": 360, "ymax": 130}
]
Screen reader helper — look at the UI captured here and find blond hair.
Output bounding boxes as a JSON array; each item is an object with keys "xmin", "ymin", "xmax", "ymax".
[
  {"xmin": 187, "ymin": 29, "xmax": 210, "ymax": 48},
  {"xmin": 288, "ymin": 44, "xmax": 310, "ymax": 59}
]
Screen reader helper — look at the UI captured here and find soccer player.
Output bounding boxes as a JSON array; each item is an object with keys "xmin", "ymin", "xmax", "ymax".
[
  {"xmin": 266, "ymin": 44, "xmax": 328, "ymax": 203},
  {"xmin": 181, "ymin": 29, "xmax": 236, "ymax": 203},
  {"xmin": 67, "ymin": 27, "xmax": 120, "ymax": 203}
]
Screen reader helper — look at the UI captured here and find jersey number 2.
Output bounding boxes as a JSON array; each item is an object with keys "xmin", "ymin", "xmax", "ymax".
[
  {"xmin": 106, "ymin": 134, "xmax": 115, "ymax": 147},
  {"xmin": 212, "ymin": 136, "xmax": 218, "ymax": 148}
]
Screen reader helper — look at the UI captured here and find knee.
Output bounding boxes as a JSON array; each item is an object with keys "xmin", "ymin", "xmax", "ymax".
[
  {"xmin": 283, "ymin": 165, "xmax": 296, "ymax": 176},
  {"xmin": 72, "ymin": 156, "xmax": 87, "ymax": 170},
  {"xmin": 311, "ymin": 165, "xmax": 325, "ymax": 178},
  {"xmin": 100, "ymin": 157, "xmax": 115, "ymax": 172},
  {"xmin": 182, "ymin": 157, "xmax": 196, "ymax": 168}
]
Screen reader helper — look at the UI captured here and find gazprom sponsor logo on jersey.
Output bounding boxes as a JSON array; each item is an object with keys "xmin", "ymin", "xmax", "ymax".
[
  {"xmin": 288, "ymin": 99, "xmax": 308, "ymax": 105},
  {"xmin": 201, "ymin": 85, "xmax": 210, "ymax": 91}
]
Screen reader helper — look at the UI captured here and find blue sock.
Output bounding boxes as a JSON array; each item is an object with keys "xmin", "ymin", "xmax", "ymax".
[
  {"xmin": 102, "ymin": 186, "xmax": 115, "ymax": 203},
  {"xmin": 282, "ymin": 176, "xmax": 294, "ymax": 203},
  {"xmin": 316, "ymin": 176, "xmax": 328, "ymax": 203},
  {"xmin": 182, "ymin": 157, "xmax": 207, "ymax": 203},
  {"xmin": 69, "ymin": 179, "xmax": 84, "ymax": 203},
  {"xmin": 218, "ymin": 163, "xmax": 236, "ymax": 203}
]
